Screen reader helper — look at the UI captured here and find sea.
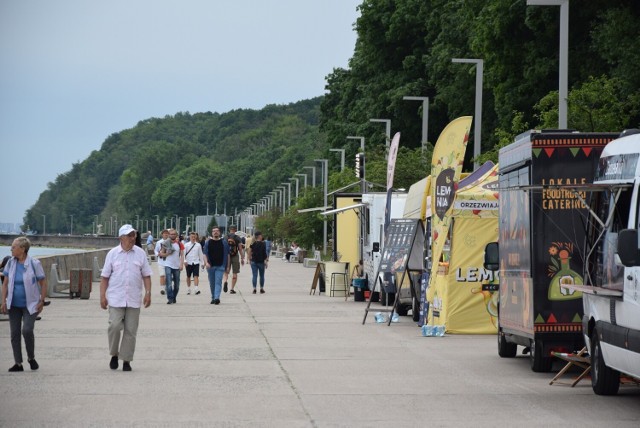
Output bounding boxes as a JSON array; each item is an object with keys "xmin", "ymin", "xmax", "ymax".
[{"xmin": 0, "ymin": 246, "xmax": 86, "ymax": 260}]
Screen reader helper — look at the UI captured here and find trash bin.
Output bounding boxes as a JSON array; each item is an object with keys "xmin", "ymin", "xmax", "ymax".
[{"xmin": 70, "ymin": 268, "xmax": 92, "ymax": 299}]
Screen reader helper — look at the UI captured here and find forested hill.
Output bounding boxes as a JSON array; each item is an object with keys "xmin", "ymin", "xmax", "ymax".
[{"xmin": 25, "ymin": 98, "xmax": 325, "ymax": 234}]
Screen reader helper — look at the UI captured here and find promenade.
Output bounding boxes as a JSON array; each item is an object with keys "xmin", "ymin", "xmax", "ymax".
[{"xmin": 1, "ymin": 258, "xmax": 638, "ymax": 427}]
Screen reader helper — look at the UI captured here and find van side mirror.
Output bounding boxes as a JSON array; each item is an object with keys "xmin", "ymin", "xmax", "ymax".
[
  {"xmin": 484, "ymin": 242, "xmax": 499, "ymax": 271},
  {"xmin": 617, "ymin": 229, "xmax": 640, "ymax": 267}
]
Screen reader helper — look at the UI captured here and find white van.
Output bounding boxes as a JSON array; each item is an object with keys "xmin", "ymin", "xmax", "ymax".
[{"xmin": 580, "ymin": 130, "xmax": 640, "ymax": 395}]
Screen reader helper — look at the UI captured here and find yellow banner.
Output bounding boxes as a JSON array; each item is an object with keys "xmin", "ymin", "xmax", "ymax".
[
  {"xmin": 429, "ymin": 116, "xmax": 472, "ymax": 284},
  {"xmin": 428, "ymin": 217, "xmax": 498, "ymax": 334}
]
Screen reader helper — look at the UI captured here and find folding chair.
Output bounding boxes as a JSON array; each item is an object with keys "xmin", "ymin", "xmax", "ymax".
[{"xmin": 549, "ymin": 347, "xmax": 591, "ymax": 387}]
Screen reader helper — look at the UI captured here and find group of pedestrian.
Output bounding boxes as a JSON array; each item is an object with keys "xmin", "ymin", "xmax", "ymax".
[{"xmin": 2, "ymin": 224, "xmax": 270, "ymax": 373}]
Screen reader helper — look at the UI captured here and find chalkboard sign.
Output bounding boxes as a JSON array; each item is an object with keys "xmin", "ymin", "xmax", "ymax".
[{"xmin": 379, "ymin": 218, "xmax": 424, "ymax": 273}]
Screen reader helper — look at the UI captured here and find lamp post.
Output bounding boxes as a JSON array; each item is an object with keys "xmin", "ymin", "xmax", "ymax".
[
  {"xmin": 136, "ymin": 215, "xmax": 139, "ymax": 231},
  {"xmin": 303, "ymin": 166, "xmax": 316, "ymax": 187},
  {"xmin": 370, "ymin": 119, "xmax": 391, "ymax": 158},
  {"xmin": 402, "ymin": 96, "xmax": 430, "ymax": 157},
  {"xmin": 315, "ymin": 159, "xmax": 329, "ymax": 256},
  {"xmin": 290, "ymin": 177, "xmax": 299, "ymax": 198},
  {"xmin": 296, "ymin": 173, "xmax": 308, "ymax": 188},
  {"xmin": 281, "ymin": 182, "xmax": 292, "ymax": 207},
  {"xmin": 347, "ymin": 136, "xmax": 366, "ymax": 194},
  {"xmin": 42, "ymin": 215, "xmax": 46, "ymax": 235},
  {"xmin": 527, "ymin": 0, "xmax": 569, "ymax": 129},
  {"xmin": 452, "ymin": 58, "xmax": 484, "ymax": 169},
  {"xmin": 155, "ymin": 215, "xmax": 160, "ymax": 239},
  {"xmin": 329, "ymin": 149, "xmax": 345, "ymax": 171},
  {"xmin": 70, "ymin": 215, "xmax": 73, "ymax": 236}
]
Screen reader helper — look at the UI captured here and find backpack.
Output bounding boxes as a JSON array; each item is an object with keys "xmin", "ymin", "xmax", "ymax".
[{"xmin": 227, "ymin": 237, "xmax": 238, "ymax": 257}]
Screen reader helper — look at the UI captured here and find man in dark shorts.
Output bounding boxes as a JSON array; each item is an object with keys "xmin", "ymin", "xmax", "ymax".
[
  {"xmin": 184, "ymin": 232, "xmax": 205, "ymax": 295},
  {"xmin": 223, "ymin": 226, "xmax": 245, "ymax": 294}
]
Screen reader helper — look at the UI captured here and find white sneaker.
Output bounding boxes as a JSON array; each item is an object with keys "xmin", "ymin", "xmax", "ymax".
[
  {"xmin": 187, "ymin": 288, "xmax": 191, "ymax": 295},
  {"xmin": 195, "ymin": 286, "xmax": 201, "ymax": 295}
]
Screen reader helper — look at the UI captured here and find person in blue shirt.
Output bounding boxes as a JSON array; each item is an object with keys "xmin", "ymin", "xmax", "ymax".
[{"xmin": 1, "ymin": 237, "xmax": 47, "ymax": 372}]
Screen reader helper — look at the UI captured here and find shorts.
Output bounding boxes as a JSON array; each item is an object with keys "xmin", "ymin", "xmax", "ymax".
[
  {"xmin": 185, "ymin": 263, "xmax": 200, "ymax": 278},
  {"xmin": 230, "ymin": 255, "xmax": 240, "ymax": 274}
]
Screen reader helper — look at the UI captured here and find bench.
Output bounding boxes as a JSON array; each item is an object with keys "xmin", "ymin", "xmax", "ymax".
[
  {"xmin": 48, "ymin": 263, "xmax": 71, "ymax": 298},
  {"xmin": 92, "ymin": 256, "xmax": 103, "ymax": 282},
  {"xmin": 303, "ymin": 250, "xmax": 321, "ymax": 268}
]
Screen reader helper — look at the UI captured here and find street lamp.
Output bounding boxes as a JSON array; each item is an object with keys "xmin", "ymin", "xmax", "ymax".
[
  {"xmin": 403, "ymin": 96, "xmax": 430, "ymax": 157},
  {"xmin": 527, "ymin": 0, "xmax": 569, "ymax": 129},
  {"xmin": 315, "ymin": 159, "xmax": 329, "ymax": 256},
  {"xmin": 281, "ymin": 182, "xmax": 292, "ymax": 207},
  {"xmin": 329, "ymin": 149, "xmax": 346, "ymax": 171},
  {"xmin": 347, "ymin": 136, "xmax": 366, "ymax": 194},
  {"xmin": 370, "ymin": 119, "xmax": 391, "ymax": 157},
  {"xmin": 297, "ymin": 173, "xmax": 308, "ymax": 188},
  {"xmin": 303, "ymin": 166, "xmax": 316, "ymax": 187},
  {"xmin": 452, "ymin": 58, "xmax": 484, "ymax": 169},
  {"xmin": 42, "ymin": 215, "xmax": 46, "ymax": 235},
  {"xmin": 290, "ymin": 177, "xmax": 299, "ymax": 198}
]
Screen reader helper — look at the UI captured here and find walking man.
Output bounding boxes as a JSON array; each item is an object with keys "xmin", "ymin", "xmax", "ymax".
[
  {"xmin": 154, "ymin": 229, "xmax": 170, "ymax": 295},
  {"xmin": 145, "ymin": 231, "xmax": 154, "ymax": 253},
  {"xmin": 223, "ymin": 225, "xmax": 245, "ymax": 294},
  {"xmin": 159, "ymin": 228, "xmax": 183, "ymax": 304},
  {"xmin": 247, "ymin": 230, "xmax": 269, "ymax": 294},
  {"xmin": 184, "ymin": 232, "xmax": 205, "ymax": 295},
  {"xmin": 204, "ymin": 227, "xmax": 230, "ymax": 305},
  {"xmin": 100, "ymin": 224, "xmax": 152, "ymax": 372}
]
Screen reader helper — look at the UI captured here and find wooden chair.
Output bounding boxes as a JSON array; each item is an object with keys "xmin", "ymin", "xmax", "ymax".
[{"xmin": 549, "ymin": 347, "xmax": 591, "ymax": 387}]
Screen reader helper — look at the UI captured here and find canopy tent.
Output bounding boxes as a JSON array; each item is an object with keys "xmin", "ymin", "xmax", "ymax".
[{"xmin": 427, "ymin": 162, "xmax": 500, "ymax": 334}]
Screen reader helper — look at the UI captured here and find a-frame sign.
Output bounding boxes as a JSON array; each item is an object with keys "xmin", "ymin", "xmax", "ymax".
[{"xmin": 362, "ymin": 218, "xmax": 425, "ymax": 325}]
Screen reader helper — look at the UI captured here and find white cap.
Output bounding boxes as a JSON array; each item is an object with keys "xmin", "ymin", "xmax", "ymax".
[{"xmin": 118, "ymin": 224, "xmax": 136, "ymax": 237}]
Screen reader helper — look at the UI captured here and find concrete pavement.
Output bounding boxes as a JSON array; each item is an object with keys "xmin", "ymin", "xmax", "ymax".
[{"xmin": 1, "ymin": 257, "xmax": 639, "ymax": 427}]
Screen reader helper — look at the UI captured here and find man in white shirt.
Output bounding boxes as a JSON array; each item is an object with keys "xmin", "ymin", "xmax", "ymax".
[
  {"xmin": 159, "ymin": 228, "xmax": 184, "ymax": 304},
  {"xmin": 100, "ymin": 224, "xmax": 152, "ymax": 372},
  {"xmin": 184, "ymin": 232, "xmax": 205, "ymax": 295},
  {"xmin": 154, "ymin": 229, "xmax": 170, "ymax": 295}
]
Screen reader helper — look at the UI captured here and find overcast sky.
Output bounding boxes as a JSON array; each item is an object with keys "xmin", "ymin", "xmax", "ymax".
[{"xmin": 0, "ymin": 0, "xmax": 361, "ymax": 225}]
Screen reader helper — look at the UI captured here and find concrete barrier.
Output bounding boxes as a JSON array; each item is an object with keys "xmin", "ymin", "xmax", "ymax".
[{"xmin": 37, "ymin": 249, "xmax": 111, "ymax": 298}]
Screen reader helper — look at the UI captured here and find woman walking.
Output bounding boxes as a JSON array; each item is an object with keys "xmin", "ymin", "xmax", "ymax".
[{"xmin": 1, "ymin": 237, "xmax": 47, "ymax": 372}]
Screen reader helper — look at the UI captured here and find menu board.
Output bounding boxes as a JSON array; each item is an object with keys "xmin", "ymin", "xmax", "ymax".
[{"xmin": 379, "ymin": 218, "xmax": 423, "ymax": 273}]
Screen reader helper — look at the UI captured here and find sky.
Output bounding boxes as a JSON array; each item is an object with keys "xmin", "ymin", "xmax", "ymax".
[{"xmin": 0, "ymin": 0, "xmax": 361, "ymax": 225}]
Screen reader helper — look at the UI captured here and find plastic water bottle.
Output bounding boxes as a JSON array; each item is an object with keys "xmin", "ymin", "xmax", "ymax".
[
  {"xmin": 374, "ymin": 312, "xmax": 386, "ymax": 323},
  {"xmin": 391, "ymin": 312, "xmax": 399, "ymax": 323},
  {"xmin": 436, "ymin": 325, "xmax": 445, "ymax": 336},
  {"xmin": 421, "ymin": 325, "xmax": 432, "ymax": 336}
]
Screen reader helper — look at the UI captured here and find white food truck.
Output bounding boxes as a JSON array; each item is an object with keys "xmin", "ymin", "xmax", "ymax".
[{"xmin": 579, "ymin": 129, "xmax": 640, "ymax": 395}]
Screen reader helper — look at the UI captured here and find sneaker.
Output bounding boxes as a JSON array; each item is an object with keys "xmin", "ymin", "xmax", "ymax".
[
  {"xmin": 260, "ymin": 288, "xmax": 265, "ymax": 294},
  {"xmin": 28, "ymin": 359, "xmax": 39, "ymax": 370},
  {"xmin": 187, "ymin": 288, "xmax": 191, "ymax": 295},
  {"xmin": 195, "ymin": 287, "xmax": 201, "ymax": 295},
  {"xmin": 8, "ymin": 364, "xmax": 24, "ymax": 372},
  {"xmin": 214, "ymin": 299, "xmax": 220, "ymax": 305},
  {"xmin": 223, "ymin": 282, "xmax": 228, "ymax": 293},
  {"xmin": 110, "ymin": 356, "xmax": 118, "ymax": 370},
  {"xmin": 252, "ymin": 289, "xmax": 257, "ymax": 294},
  {"xmin": 122, "ymin": 362, "xmax": 132, "ymax": 372},
  {"xmin": 210, "ymin": 300, "xmax": 215, "ymax": 304},
  {"xmin": 230, "ymin": 289, "xmax": 236, "ymax": 294},
  {"xmin": 160, "ymin": 289, "xmax": 166, "ymax": 295}
]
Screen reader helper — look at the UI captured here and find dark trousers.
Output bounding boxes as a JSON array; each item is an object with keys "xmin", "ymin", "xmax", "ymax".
[{"xmin": 9, "ymin": 306, "xmax": 37, "ymax": 364}]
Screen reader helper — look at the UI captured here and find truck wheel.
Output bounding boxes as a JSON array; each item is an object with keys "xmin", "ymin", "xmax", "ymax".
[
  {"xmin": 591, "ymin": 331, "xmax": 620, "ymax": 395},
  {"xmin": 497, "ymin": 330, "xmax": 517, "ymax": 358},
  {"xmin": 412, "ymin": 297, "xmax": 420, "ymax": 322},
  {"xmin": 530, "ymin": 339, "xmax": 553, "ymax": 372}
]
